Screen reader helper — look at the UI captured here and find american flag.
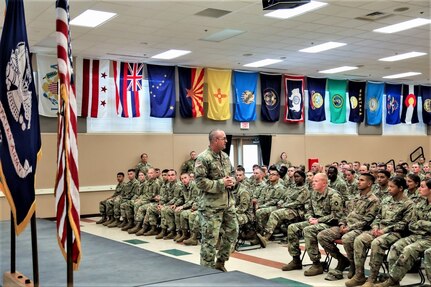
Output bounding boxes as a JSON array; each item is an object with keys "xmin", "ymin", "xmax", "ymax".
[{"xmin": 55, "ymin": 0, "xmax": 81, "ymax": 270}]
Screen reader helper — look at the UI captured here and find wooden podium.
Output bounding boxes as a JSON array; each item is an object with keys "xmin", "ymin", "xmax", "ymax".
[{"xmin": 3, "ymin": 272, "xmax": 34, "ymax": 287}]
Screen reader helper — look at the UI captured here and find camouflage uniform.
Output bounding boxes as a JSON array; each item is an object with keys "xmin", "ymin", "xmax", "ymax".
[
  {"xmin": 255, "ymin": 179, "xmax": 286, "ymax": 230},
  {"xmin": 317, "ymin": 191, "xmax": 380, "ymax": 263},
  {"xmin": 386, "ymin": 197, "xmax": 431, "ymax": 282},
  {"xmin": 180, "ymin": 183, "xmax": 201, "ymax": 230},
  {"xmin": 404, "ymin": 188, "xmax": 422, "ymax": 204},
  {"xmin": 181, "ymin": 159, "xmax": 196, "ymax": 174},
  {"xmin": 102, "ymin": 181, "xmax": 125, "ymax": 217},
  {"xmin": 372, "ymin": 184, "xmax": 389, "ymax": 201},
  {"xmin": 233, "ymin": 182, "xmax": 253, "ymax": 226},
  {"xmin": 328, "ymin": 176, "xmax": 348, "ymax": 204},
  {"xmin": 161, "ymin": 181, "xmax": 184, "ymax": 231},
  {"xmin": 425, "ymin": 247, "xmax": 431, "ymax": 282},
  {"xmin": 109, "ymin": 178, "xmax": 139, "ymax": 220},
  {"xmin": 263, "ymin": 184, "xmax": 309, "ymax": 235},
  {"xmin": 147, "ymin": 181, "xmax": 178, "ymax": 228},
  {"xmin": 353, "ymin": 195, "xmax": 414, "ymax": 276},
  {"xmin": 135, "ymin": 161, "xmax": 152, "ymax": 177},
  {"xmin": 120, "ymin": 178, "xmax": 141, "ymax": 221},
  {"xmin": 251, "ymin": 181, "xmax": 267, "ymax": 204},
  {"xmin": 195, "ymin": 147, "xmax": 238, "ymax": 269},
  {"xmin": 287, "ymin": 187, "xmax": 343, "ymax": 262},
  {"xmin": 345, "ymin": 179, "xmax": 358, "ymax": 200},
  {"xmin": 134, "ymin": 178, "xmax": 160, "ymax": 223}
]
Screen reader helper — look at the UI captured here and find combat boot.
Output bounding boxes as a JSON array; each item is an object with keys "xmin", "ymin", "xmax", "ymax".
[
  {"xmin": 215, "ymin": 260, "xmax": 227, "ymax": 272},
  {"xmin": 143, "ymin": 225, "xmax": 159, "ymax": 236},
  {"xmin": 304, "ymin": 261, "xmax": 324, "ymax": 276},
  {"xmin": 335, "ymin": 254, "xmax": 351, "ymax": 272},
  {"xmin": 103, "ymin": 217, "xmax": 114, "ymax": 226},
  {"xmin": 107, "ymin": 219, "xmax": 121, "ymax": 228},
  {"xmin": 174, "ymin": 230, "xmax": 182, "ymax": 241},
  {"xmin": 281, "ymin": 256, "xmax": 302, "ymax": 271},
  {"xmin": 96, "ymin": 216, "xmax": 107, "ymax": 224},
  {"xmin": 347, "ymin": 262, "xmax": 356, "ymax": 279},
  {"xmin": 121, "ymin": 220, "xmax": 134, "ymax": 231},
  {"xmin": 128, "ymin": 222, "xmax": 142, "ymax": 234},
  {"xmin": 184, "ymin": 232, "xmax": 198, "ymax": 246},
  {"xmin": 136, "ymin": 223, "xmax": 148, "ymax": 236},
  {"xmin": 118, "ymin": 219, "xmax": 128, "ymax": 228},
  {"xmin": 155, "ymin": 228, "xmax": 167, "ymax": 239},
  {"xmin": 345, "ymin": 268, "xmax": 367, "ymax": 287},
  {"xmin": 176, "ymin": 229, "xmax": 189, "ymax": 243},
  {"xmin": 164, "ymin": 229, "xmax": 176, "ymax": 240},
  {"xmin": 374, "ymin": 277, "xmax": 400, "ymax": 287},
  {"xmin": 256, "ymin": 232, "xmax": 271, "ymax": 248},
  {"xmin": 361, "ymin": 269, "xmax": 379, "ymax": 287}
]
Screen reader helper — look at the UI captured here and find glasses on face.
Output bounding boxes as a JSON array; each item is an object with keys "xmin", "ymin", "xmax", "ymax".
[
  {"xmin": 269, "ymin": 173, "xmax": 279, "ymax": 176},
  {"xmin": 217, "ymin": 137, "xmax": 227, "ymax": 141}
]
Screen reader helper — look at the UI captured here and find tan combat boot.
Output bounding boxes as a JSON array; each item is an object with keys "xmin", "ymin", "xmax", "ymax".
[
  {"xmin": 215, "ymin": 260, "xmax": 227, "ymax": 272},
  {"xmin": 164, "ymin": 230, "xmax": 176, "ymax": 240},
  {"xmin": 96, "ymin": 216, "xmax": 107, "ymax": 224},
  {"xmin": 118, "ymin": 219, "xmax": 128, "ymax": 228},
  {"xmin": 374, "ymin": 277, "xmax": 400, "ymax": 287},
  {"xmin": 176, "ymin": 229, "xmax": 189, "ymax": 243},
  {"xmin": 345, "ymin": 268, "xmax": 367, "ymax": 287},
  {"xmin": 155, "ymin": 228, "xmax": 167, "ymax": 239},
  {"xmin": 143, "ymin": 225, "xmax": 158, "ymax": 236},
  {"xmin": 121, "ymin": 220, "xmax": 134, "ymax": 231},
  {"xmin": 128, "ymin": 222, "xmax": 142, "ymax": 234},
  {"xmin": 135, "ymin": 223, "xmax": 148, "ymax": 236},
  {"xmin": 281, "ymin": 256, "xmax": 302, "ymax": 271},
  {"xmin": 103, "ymin": 217, "xmax": 114, "ymax": 226},
  {"xmin": 361, "ymin": 269, "xmax": 379, "ymax": 287},
  {"xmin": 256, "ymin": 232, "xmax": 271, "ymax": 248},
  {"xmin": 107, "ymin": 219, "xmax": 121, "ymax": 228},
  {"xmin": 304, "ymin": 262, "xmax": 324, "ymax": 276},
  {"xmin": 347, "ymin": 262, "xmax": 356, "ymax": 279},
  {"xmin": 184, "ymin": 232, "xmax": 198, "ymax": 246},
  {"xmin": 173, "ymin": 230, "xmax": 182, "ymax": 241}
]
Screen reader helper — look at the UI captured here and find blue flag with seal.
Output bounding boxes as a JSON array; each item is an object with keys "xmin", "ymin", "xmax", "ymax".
[
  {"xmin": 348, "ymin": 81, "xmax": 365, "ymax": 123},
  {"xmin": 233, "ymin": 71, "xmax": 258, "ymax": 122},
  {"xmin": 365, "ymin": 82, "xmax": 384, "ymax": 126},
  {"xmin": 401, "ymin": 84, "xmax": 419, "ymax": 124},
  {"xmin": 421, "ymin": 85, "xmax": 431, "ymax": 125},
  {"xmin": 385, "ymin": 83, "xmax": 402, "ymax": 125},
  {"xmin": 0, "ymin": 0, "xmax": 42, "ymax": 234},
  {"xmin": 260, "ymin": 73, "xmax": 281, "ymax": 122},
  {"xmin": 307, "ymin": 77, "xmax": 326, "ymax": 122},
  {"xmin": 147, "ymin": 64, "xmax": 176, "ymax": 118}
]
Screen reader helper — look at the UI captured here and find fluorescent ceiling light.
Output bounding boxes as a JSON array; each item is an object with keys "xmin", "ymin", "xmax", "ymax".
[
  {"xmin": 373, "ymin": 18, "xmax": 431, "ymax": 33},
  {"xmin": 244, "ymin": 59, "xmax": 283, "ymax": 68},
  {"xmin": 299, "ymin": 41, "xmax": 346, "ymax": 53},
  {"xmin": 319, "ymin": 66, "xmax": 358, "ymax": 74},
  {"xmin": 383, "ymin": 72, "xmax": 422, "ymax": 79},
  {"xmin": 379, "ymin": 52, "xmax": 427, "ymax": 62},
  {"xmin": 70, "ymin": 10, "xmax": 116, "ymax": 28},
  {"xmin": 264, "ymin": 1, "xmax": 328, "ymax": 19},
  {"xmin": 151, "ymin": 49, "xmax": 191, "ymax": 60}
]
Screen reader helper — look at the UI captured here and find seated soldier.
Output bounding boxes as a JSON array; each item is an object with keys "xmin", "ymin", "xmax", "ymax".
[
  {"xmin": 372, "ymin": 170, "xmax": 390, "ymax": 200},
  {"xmin": 121, "ymin": 170, "xmax": 146, "ymax": 231},
  {"xmin": 97, "ymin": 172, "xmax": 125, "ymax": 225},
  {"xmin": 405, "ymin": 173, "xmax": 422, "ymax": 204}
]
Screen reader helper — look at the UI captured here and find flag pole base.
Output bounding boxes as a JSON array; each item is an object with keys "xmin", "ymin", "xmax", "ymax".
[{"xmin": 3, "ymin": 271, "xmax": 34, "ymax": 287}]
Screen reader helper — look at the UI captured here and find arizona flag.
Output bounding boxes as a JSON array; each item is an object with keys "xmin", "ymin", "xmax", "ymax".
[
  {"xmin": 206, "ymin": 68, "xmax": 231, "ymax": 121},
  {"xmin": 233, "ymin": 71, "xmax": 258, "ymax": 122},
  {"xmin": 348, "ymin": 81, "xmax": 365, "ymax": 123},
  {"xmin": 385, "ymin": 83, "xmax": 402, "ymax": 125},
  {"xmin": 178, "ymin": 67, "xmax": 204, "ymax": 118},
  {"xmin": 421, "ymin": 85, "xmax": 431, "ymax": 125},
  {"xmin": 401, "ymin": 84, "xmax": 419, "ymax": 124},
  {"xmin": 284, "ymin": 75, "xmax": 305, "ymax": 123},
  {"xmin": 365, "ymin": 82, "xmax": 384, "ymax": 126},
  {"xmin": 0, "ymin": 0, "xmax": 41, "ymax": 235},
  {"xmin": 75, "ymin": 59, "xmax": 110, "ymax": 117},
  {"xmin": 328, "ymin": 79, "xmax": 347, "ymax": 124},
  {"xmin": 113, "ymin": 61, "xmax": 144, "ymax": 118},
  {"xmin": 260, "ymin": 73, "xmax": 281, "ymax": 122},
  {"xmin": 147, "ymin": 64, "xmax": 176, "ymax": 118},
  {"xmin": 307, "ymin": 77, "xmax": 326, "ymax": 122}
]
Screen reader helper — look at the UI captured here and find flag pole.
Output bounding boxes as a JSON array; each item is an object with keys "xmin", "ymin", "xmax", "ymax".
[
  {"xmin": 10, "ymin": 211, "xmax": 15, "ymax": 274},
  {"xmin": 30, "ymin": 214, "xmax": 39, "ymax": 287},
  {"xmin": 67, "ymin": 185, "xmax": 73, "ymax": 287}
]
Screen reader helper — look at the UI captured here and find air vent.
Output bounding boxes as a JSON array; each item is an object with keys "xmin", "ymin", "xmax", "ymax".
[
  {"xmin": 195, "ymin": 8, "xmax": 231, "ymax": 18},
  {"xmin": 355, "ymin": 11, "xmax": 392, "ymax": 21}
]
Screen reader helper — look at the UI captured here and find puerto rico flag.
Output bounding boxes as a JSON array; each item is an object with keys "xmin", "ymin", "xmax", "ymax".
[
  {"xmin": 178, "ymin": 67, "xmax": 204, "ymax": 118},
  {"xmin": 113, "ymin": 61, "xmax": 144, "ymax": 118}
]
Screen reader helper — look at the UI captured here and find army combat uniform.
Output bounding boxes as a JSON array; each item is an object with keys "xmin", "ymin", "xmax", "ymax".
[
  {"xmin": 233, "ymin": 181, "xmax": 253, "ymax": 226},
  {"xmin": 255, "ymin": 179, "xmax": 286, "ymax": 231},
  {"xmin": 135, "ymin": 161, "xmax": 152, "ymax": 178},
  {"xmin": 110, "ymin": 178, "xmax": 139, "ymax": 222},
  {"xmin": 101, "ymin": 181, "xmax": 125, "ymax": 221},
  {"xmin": 181, "ymin": 158, "xmax": 196, "ymax": 174}
]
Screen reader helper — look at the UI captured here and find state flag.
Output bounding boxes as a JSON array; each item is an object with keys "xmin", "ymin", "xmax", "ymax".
[
  {"xmin": 307, "ymin": 77, "xmax": 326, "ymax": 122},
  {"xmin": 401, "ymin": 84, "xmax": 419, "ymax": 124},
  {"xmin": 37, "ymin": 54, "xmax": 59, "ymax": 117},
  {"xmin": 260, "ymin": 73, "xmax": 281, "ymax": 122},
  {"xmin": 385, "ymin": 83, "xmax": 402, "ymax": 125},
  {"xmin": 365, "ymin": 82, "xmax": 384, "ymax": 126},
  {"xmin": 284, "ymin": 74, "xmax": 305, "ymax": 123},
  {"xmin": 147, "ymin": 64, "xmax": 176, "ymax": 118},
  {"xmin": 328, "ymin": 79, "xmax": 347, "ymax": 124},
  {"xmin": 206, "ymin": 68, "xmax": 231, "ymax": 121},
  {"xmin": 348, "ymin": 81, "xmax": 365, "ymax": 123},
  {"xmin": 421, "ymin": 85, "xmax": 431, "ymax": 125},
  {"xmin": 233, "ymin": 70, "xmax": 258, "ymax": 122},
  {"xmin": 178, "ymin": 67, "xmax": 204, "ymax": 118}
]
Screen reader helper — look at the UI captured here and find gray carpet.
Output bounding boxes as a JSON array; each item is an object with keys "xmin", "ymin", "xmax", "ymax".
[{"xmin": 0, "ymin": 219, "xmax": 284, "ymax": 287}]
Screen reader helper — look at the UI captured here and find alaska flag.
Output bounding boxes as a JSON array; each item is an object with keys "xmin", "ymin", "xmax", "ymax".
[
  {"xmin": 147, "ymin": 64, "xmax": 176, "ymax": 118},
  {"xmin": 401, "ymin": 84, "xmax": 419, "ymax": 124},
  {"xmin": 178, "ymin": 67, "xmax": 204, "ymax": 118},
  {"xmin": 365, "ymin": 82, "xmax": 384, "ymax": 125},
  {"xmin": 233, "ymin": 71, "xmax": 258, "ymax": 122},
  {"xmin": 307, "ymin": 77, "xmax": 326, "ymax": 122},
  {"xmin": 421, "ymin": 85, "xmax": 431, "ymax": 125},
  {"xmin": 260, "ymin": 73, "xmax": 281, "ymax": 122},
  {"xmin": 284, "ymin": 75, "xmax": 305, "ymax": 123},
  {"xmin": 328, "ymin": 79, "xmax": 347, "ymax": 123},
  {"xmin": 348, "ymin": 81, "xmax": 365, "ymax": 123},
  {"xmin": 385, "ymin": 83, "xmax": 402, "ymax": 125},
  {"xmin": 0, "ymin": 0, "xmax": 41, "ymax": 234}
]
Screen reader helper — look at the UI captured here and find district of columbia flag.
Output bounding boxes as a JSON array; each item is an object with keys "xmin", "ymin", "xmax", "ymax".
[
  {"xmin": 307, "ymin": 77, "xmax": 326, "ymax": 122},
  {"xmin": 75, "ymin": 58, "xmax": 110, "ymax": 117},
  {"xmin": 147, "ymin": 64, "xmax": 176, "ymax": 118},
  {"xmin": 365, "ymin": 81, "xmax": 384, "ymax": 126},
  {"xmin": 348, "ymin": 80, "xmax": 365, "ymax": 123},
  {"xmin": 37, "ymin": 54, "xmax": 59, "ymax": 117},
  {"xmin": 421, "ymin": 85, "xmax": 431, "ymax": 125},
  {"xmin": 327, "ymin": 79, "xmax": 347, "ymax": 124},
  {"xmin": 385, "ymin": 83, "xmax": 402, "ymax": 125},
  {"xmin": 178, "ymin": 66, "xmax": 204, "ymax": 118},
  {"xmin": 233, "ymin": 70, "xmax": 258, "ymax": 122},
  {"xmin": 55, "ymin": 0, "xmax": 81, "ymax": 270},
  {"xmin": 260, "ymin": 73, "xmax": 281, "ymax": 122},
  {"xmin": 0, "ymin": 0, "xmax": 41, "ymax": 235},
  {"xmin": 284, "ymin": 74, "xmax": 305, "ymax": 123},
  {"xmin": 401, "ymin": 84, "xmax": 419, "ymax": 124},
  {"xmin": 206, "ymin": 68, "xmax": 231, "ymax": 120},
  {"xmin": 113, "ymin": 61, "xmax": 144, "ymax": 118}
]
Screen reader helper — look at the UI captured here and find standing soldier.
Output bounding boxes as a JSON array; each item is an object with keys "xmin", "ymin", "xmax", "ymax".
[
  {"xmin": 135, "ymin": 153, "xmax": 152, "ymax": 178},
  {"xmin": 181, "ymin": 151, "xmax": 197, "ymax": 174},
  {"xmin": 195, "ymin": 129, "xmax": 238, "ymax": 272},
  {"xmin": 98, "ymin": 172, "xmax": 125, "ymax": 225}
]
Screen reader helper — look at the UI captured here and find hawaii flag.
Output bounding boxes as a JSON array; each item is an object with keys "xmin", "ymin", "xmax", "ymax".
[
  {"xmin": 365, "ymin": 82, "xmax": 384, "ymax": 126},
  {"xmin": 37, "ymin": 54, "xmax": 59, "ymax": 117},
  {"xmin": 307, "ymin": 77, "xmax": 326, "ymax": 122},
  {"xmin": 385, "ymin": 83, "xmax": 402, "ymax": 125},
  {"xmin": 260, "ymin": 73, "xmax": 281, "ymax": 122},
  {"xmin": 421, "ymin": 85, "xmax": 431, "ymax": 125},
  {"xmin": 401, "ymin": 84, "xmax": 419, "ymax": 124},
  {"xmin": 0, "ymin": 0, "xmax": 41, "ymax": 235},
  {"xmin": 284, "ymin": 74, "xmax": 305, "ymax": 123},
  {"xmin": 75, "ymin": 59, "xmax": 110, "ymax": 117},
  {"xmin": 206, "ymin": 68, "xmax": 231, "ymax": 120},
  {"xmin": 113, "ymin": 61, "xmax": 144, "ymax": 118},
  {"xmin": 178, "ymin": 67, "xmax": 204, "ymax": 118},
  {"xmin": 233, "ymin": 71, "xmax": 258, "ymax": 122}
]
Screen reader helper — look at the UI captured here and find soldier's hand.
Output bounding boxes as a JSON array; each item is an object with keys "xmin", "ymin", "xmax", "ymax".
[{"xmin": 223, "ymin": 176, "xmax": 235, "ymax": 188}]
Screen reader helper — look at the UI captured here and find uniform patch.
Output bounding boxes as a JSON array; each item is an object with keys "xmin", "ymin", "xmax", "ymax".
[{"xmin": 194, "ymin": 160, "xmax": 202, "ymax": 168}]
